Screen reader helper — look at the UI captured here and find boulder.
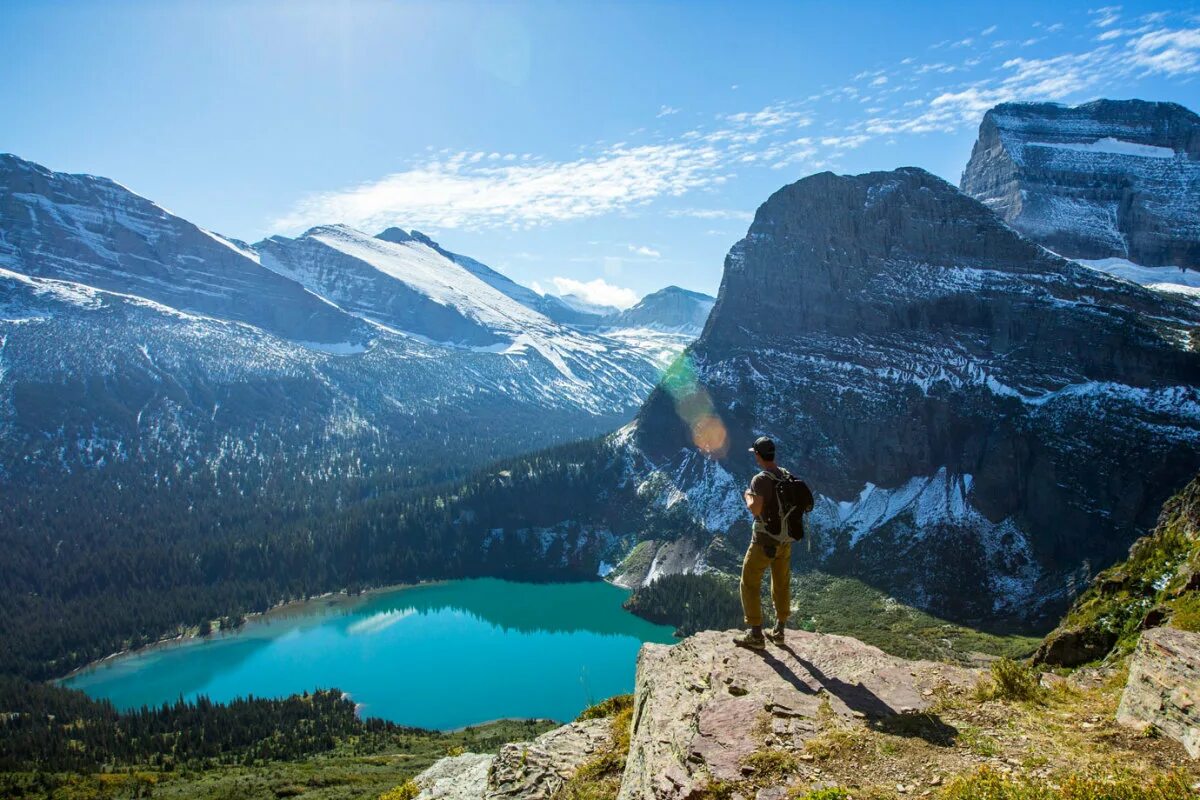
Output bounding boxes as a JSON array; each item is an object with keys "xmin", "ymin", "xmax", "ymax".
[
  {"xmin": 489, "ymin": 718, "xmax": 613, "ymax": 799},
  {"xmin": 413, "ymin": 718, "xmax": 612, "ymax": 800},
  {"xmin": 1117, "ymin": 626, "xmax": 1200, "ymax": 758},
  {"xmin": 1032, "ymin": 626, "xmax": 1119, "ymax": 668},
  {"xmin": 414, "ymin": 753, "xmax": 494, "ymax": 800},
  {"xmin": 618, "ymin": 629, "xmax": 977, "ymax": 800}
]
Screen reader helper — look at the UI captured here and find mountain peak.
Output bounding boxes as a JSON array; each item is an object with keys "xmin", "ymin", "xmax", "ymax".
[{"xmin": 961, "ymin": 98, "xmax": 1200, "ymax": 268}]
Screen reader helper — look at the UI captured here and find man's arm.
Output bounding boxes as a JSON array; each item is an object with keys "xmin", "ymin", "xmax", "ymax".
[{"xmin": 744, "ymin": 488, "xmax": 765, "ymax": 517}]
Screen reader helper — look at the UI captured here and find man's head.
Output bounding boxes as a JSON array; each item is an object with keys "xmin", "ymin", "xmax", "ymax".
[{"xmin": 748, "ymin": 436, "xmax": 776, "ymax": 467}]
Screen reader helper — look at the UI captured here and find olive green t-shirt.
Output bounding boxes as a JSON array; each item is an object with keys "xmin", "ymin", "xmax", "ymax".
[{"xmin": 749, "ymin": 466, "xmax": 786, "ymax": 535}]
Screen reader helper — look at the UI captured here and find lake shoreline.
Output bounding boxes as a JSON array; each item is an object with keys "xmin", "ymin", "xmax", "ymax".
[
  {"xmin": 57, "ymin": 578, "xmax": 670, "ymax": 730},
  {"xmin": 55, "ymin": 579, "xmax": 442, "ymax": 683}
]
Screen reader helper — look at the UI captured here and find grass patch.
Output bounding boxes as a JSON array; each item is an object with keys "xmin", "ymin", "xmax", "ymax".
[
  {"xmin": 940, "ymin": 766, "xmax": 1197, "ymax": 800},
  {"xmin": 576, "ymin": 694, "xmax": 633, "ymax": 721},
  {"xmin": 791, "ymin": 572, "xmax": 1041, "ymax": 663}
]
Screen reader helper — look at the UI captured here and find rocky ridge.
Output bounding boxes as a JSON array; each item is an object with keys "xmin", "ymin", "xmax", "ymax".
[
  {"xmin": 408, "ymin": 626, "xmax": 1200, "ymax": 799},
  {"xmin": 0, "ymin": 154, "xmax": 698, "ymax": 481},
  {"xmin": 960, "ymin": 100, "xmax": 1200, "ymax": 270}
]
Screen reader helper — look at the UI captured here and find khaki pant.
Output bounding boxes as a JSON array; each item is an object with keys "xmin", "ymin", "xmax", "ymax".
[{"xmin": 739, "ymin": 538, "xmax": 792, "ymax": 628}]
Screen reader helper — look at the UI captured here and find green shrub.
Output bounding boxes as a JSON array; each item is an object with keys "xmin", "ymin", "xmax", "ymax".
[
  {"xmin": 378, "ymin": 780, "xmax": 420, "ymax": 800},
  {"xmin": 975, "ymin": 658, "xmax": 1044, "ymax": 703}
]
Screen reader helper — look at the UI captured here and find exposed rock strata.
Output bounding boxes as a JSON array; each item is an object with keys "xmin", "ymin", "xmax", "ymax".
[
  {"xmin": 960, "ymin": 100, "xmax": 1200, "ymax": 268},
  {"xmin": 1117, "ymin": 626, "xmax": 1200, "ymax": 758}
]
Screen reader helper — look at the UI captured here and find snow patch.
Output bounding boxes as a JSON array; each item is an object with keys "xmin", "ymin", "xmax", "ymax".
[{"xmin": 1028, "ymin": 138, "xmax": 1176, "ymax": 159}]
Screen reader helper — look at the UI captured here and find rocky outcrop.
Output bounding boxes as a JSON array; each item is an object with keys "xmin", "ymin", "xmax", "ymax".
[
  {"xmin": 618, "ymin": 630, "xmax": 977, "ymax": 799},
  {"xmin": 628, "ymin": 166, "xmax": 1200, "ymax": 624},
  {"xmin": 1035, "ymin": 472, "xmax": 1200, "ymax": 667},
  {"xmin": 413, "ymin": 718, "xmax": 613, "ymax": 800},
  {"xmin": 960, "ymin": 100, "xmax": 1200, "ymax": 268},
  {"xmin": 1117, "ymin": 626, "xmax": 1200, "ymax": 758},
  {"xmin": 489, "ymin": 718, "xmax": 613, "ymax": 798}
]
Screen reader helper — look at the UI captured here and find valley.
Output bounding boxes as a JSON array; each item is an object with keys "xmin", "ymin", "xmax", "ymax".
[{"xmin": 2, "ymin": 69, "xmax": 1199, "ymax": 800}]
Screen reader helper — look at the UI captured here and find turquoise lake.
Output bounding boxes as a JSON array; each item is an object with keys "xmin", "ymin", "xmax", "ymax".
[{"xmin": 61, "ymin": 578, "xmax": 677, "ymax": 730}]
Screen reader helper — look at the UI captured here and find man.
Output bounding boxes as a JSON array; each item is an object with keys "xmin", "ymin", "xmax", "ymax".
[{"xmin": 734, "ymin": 436, "xmax": 792, "ymax": 650}]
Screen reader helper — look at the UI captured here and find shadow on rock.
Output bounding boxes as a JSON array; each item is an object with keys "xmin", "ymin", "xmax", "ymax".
[{"xmin": 777, "ymin": 642, "xmax": 958, "ymax": 747}]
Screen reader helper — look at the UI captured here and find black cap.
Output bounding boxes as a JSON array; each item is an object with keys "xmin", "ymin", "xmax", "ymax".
[{"xmin": 749, "ymin": 436, "xmax": 776, "ymax": 459}]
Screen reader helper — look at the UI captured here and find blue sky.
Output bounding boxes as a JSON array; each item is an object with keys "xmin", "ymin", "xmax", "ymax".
[{"xmin": 3, "ymin": 0, "xmax": 1199, "ymax": 306}]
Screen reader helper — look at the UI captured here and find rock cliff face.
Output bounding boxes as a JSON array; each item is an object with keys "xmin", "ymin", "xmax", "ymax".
[
  {"xmin": 960, "ymin": 100, "xmax": 1200, "ymax": 268},
  {"xmin": 629, "ymin": 167, "xmax": 1200, "ymax": 623},
  {"xmin": 1118, "ymin": 626, "xmax": 1200, "ymax": 758}
]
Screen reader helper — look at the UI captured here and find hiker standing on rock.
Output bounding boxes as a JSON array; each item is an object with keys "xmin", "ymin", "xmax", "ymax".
[{"xmin": 734, "ymin": 436, "xmax": 813, "ymax": 651}]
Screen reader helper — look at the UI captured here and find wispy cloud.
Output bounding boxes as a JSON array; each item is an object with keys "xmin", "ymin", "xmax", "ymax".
[
  {"xmin": 549, "ymin": 277, "xmax": 638, "ymax": 309},
  {"xmin": 668, "ymin": 208, "xmax": 755, "ymax": 221},
  {"xmin": 1090, "ymin": 5, "xmax": 1122, "ymax": 28},
  {"xmin": 657, "ymin": 105, "xmax": 681, "ymax": 117},
  {"xmin": 628, "ymin": 244, "xmax": 661, "ymax": 258},
  {"xmin": 275, "ymin": 142, "xmax": 726, "ymax": 233},
  {"xmin": 1129, "ymin": 26, "xmax": 1200, "ymax": 74}
]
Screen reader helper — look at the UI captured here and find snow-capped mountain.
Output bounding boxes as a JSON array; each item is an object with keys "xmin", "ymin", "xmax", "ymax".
[
  {"xmin": 0, "ymin": 155, "xmax": 697, "ymax": 481},
  {"xmin": 621, "ymin": 167, "xmax": 1200, "ymax": 623},
  {"xmin": 603, "ymin": 286, "xmax": 715, "ymax": 335},
  {"xmin": 0, "ymin": 153, "xmax": 363, "ymax": 344},
  {"xmin": 960, "ymin": 100, "xmax": 1200, "ymax": 280}
]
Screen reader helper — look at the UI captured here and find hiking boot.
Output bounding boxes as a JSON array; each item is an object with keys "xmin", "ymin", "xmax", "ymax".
[
  {"xmin": 765, "ymin": 624, "xmax": 786, "ymax": 645},
  {"xmin": 733, "ymin": 628, "xmax": 766, "ymax": 650}
]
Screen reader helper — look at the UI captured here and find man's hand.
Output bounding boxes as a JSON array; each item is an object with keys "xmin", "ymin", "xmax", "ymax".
[{"xmin": 744, "ymin": 490, "xmax": 764, "ymax": 517}]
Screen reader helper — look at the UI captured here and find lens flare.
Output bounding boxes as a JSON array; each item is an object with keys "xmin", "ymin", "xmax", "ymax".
[{"xmin": 660, "ymin": 353, "xmax": 729, "ymax": 458}]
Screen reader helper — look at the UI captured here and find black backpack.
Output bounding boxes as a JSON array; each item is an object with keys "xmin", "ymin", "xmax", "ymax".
[{"xmin": 761, "ymin": 468, "xmax": 815, "ymax": 542}]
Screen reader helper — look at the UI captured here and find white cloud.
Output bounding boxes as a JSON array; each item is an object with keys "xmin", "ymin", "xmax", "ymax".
[
  {"xmin": 274, "ymin": 142, "xmax": 725, "ymax": 233},
  {"xmin": 1129, "ymin": 27, "xmax": 1200, "ymax": 74},
  {"xmin": 549, "ymin": 277, "xmax": 638, "ymax": 309},
  {"xmin": 628, "ymin": 244, "xmax": 661, "ymax": 258},
  {"xmin": 724, "ymin": 103, "xmax": 812, "ymax": 128},
  {"xmin": 668, "ymin": 208, "xmax": 755, "ymax": 221},
  {"xmin": 657, "ymin": 105, "xmax": 681, "ymax": 117},
  {"xmin": 871, "ymin": 75, "xmax": 888, "ymax": 86},
  {"xmin": 1090, "ymin": 6, "xmax": 1122, "ymax": 28},
  {"xmin": 981, "ymin": 24, "xmax": 998, "ymax": 36}
]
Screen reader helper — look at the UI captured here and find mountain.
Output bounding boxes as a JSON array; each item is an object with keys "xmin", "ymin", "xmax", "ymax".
[
  {"xmin": 260, "ymin": 224, "xmax": 568, "ymax": 348},
  {"xmin": 0, "ymin": 153, "xmax": 363, "ymax": 344},
  {"xmin": 959, "ymin": 100, "xmax": 1200, "ymax": 278},
  {"xmin": 621, "ymin": 166, "xmax": 1200, "ymax": 624},
  {"xmin": 603, "ymin": 286, "xmax": 715, "ymax": 335},
  {"xmin": 0, "ymin": 155, "xmax": 696, "ymax": 483}
]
